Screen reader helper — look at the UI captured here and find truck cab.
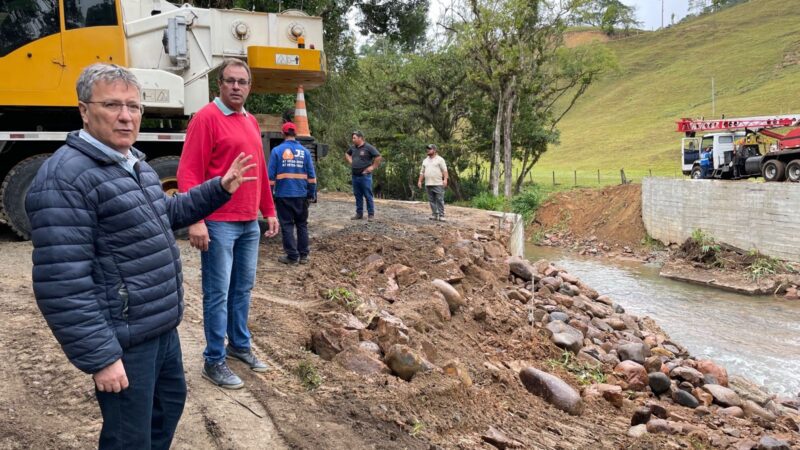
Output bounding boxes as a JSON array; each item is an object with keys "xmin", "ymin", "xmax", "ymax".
[{"xmin": 682, "ymin": 131, "xmax": 743, "ymax": 179}]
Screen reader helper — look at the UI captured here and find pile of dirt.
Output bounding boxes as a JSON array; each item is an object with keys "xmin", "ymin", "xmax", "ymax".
[{"xmin": 530, "ymin": 184, "xmax": 650, "ymax": 258}]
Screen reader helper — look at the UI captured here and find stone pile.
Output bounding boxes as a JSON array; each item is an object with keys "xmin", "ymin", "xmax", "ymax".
[{"xmin": 508, "ymin": 255, "xmax": 800, "ymax": 447}]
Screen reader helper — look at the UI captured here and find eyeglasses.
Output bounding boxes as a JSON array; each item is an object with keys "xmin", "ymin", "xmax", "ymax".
[
  {"xmin": 221, "ymin": 78, "xmax": 251, "ymax": 86},
  {"xmin": 84, "ymin": 101, "xmax": 144, "ymax": 115}
]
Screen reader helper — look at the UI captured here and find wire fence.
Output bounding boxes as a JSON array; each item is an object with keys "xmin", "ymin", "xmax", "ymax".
[{"xmin": 469, "ymin": 167, "xmax": 685, "ymax": 188}]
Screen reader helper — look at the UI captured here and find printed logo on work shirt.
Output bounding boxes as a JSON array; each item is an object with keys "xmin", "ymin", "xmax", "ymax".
[{"xmin": 282, "ymin": 149, "xmax": 294, "ymax": 160}]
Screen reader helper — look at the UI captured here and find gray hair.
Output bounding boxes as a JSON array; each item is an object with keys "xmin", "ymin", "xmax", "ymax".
[
  {"xmin": 76, "ymin": 64, "xmax": 141, "ymax": 102},
  {"xmin": 217, "ymin": 58, "xmax": 252, "ymax": 82}
]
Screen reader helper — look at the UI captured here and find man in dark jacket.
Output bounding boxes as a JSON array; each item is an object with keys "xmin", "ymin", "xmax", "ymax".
[{"xmin": 25, "ymin": 63, "xmax": 256, "ymax": 449}]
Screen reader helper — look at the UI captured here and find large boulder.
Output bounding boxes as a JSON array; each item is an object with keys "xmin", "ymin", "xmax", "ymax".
[
  {"xmin": 519, "ymin": 367, "xmax": 584, "ymax": 415},
  {"xmin": 693, "ymin": 359, "xmax": 728, "ymax": 386},
  {"xmin": 648, "ymin": 372, "xmax": 671, "ymax": 395},
  {"xmin": 333, "ymin": 347, "xmax": 391, "ymax": 375},
  {"xmin": 613, "ymin": 360, "xmax": 649, "ymax": 391},
  {"xmin": 673, "ymin": 390, "xmax": 699, "ymax": 409},
  {"xmin": 756, "ymin": 436, "xmax": 791, "ymax": 450},
  {"xmin": 671, "ymin": 366, "xmax": 704, "ymax": 386},
  {"xmin": 702, "ymin": 384, "xmax": 743, "ymax": 408},
  {"xmin": 312, "ymin": 328, "xmax": 359, "ymax": 361},
  {"xmin": 545, "ymin": 321, "xmax": 584, "ymax": 353},
  {"xmin": 618, "ymin": 343, "xmax": 648, "ymax": 365},
  {"xmin": 431, "ymin": 279, "xmax": 466, "ymax": 313},
  {"xmin": 384, "ymin": 344, "xmax": 434, "ymax": 381},
  {"xmin": 370, "ymin": 311, "xmax": 411, "ymax": 353},
  {"xmin": 507, "ymin": 256, "xmax": 535, "ymax": 281}
]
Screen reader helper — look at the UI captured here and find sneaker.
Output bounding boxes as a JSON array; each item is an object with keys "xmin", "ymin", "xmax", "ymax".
[
  {"xmin": 278, "ymin": 255, "xmax": 299, "ymax": 265},
  {"xmin": 350, "ymin": 214, "xmax": 363, "ymax": 220},
  {"xmin": 299, "ymin": 256, "xmax": 309, "ymax": 265},
  {"xmin": 367, "ymin": 215, "xmax": 375, "ymax": 222},
  {"xmin": 429, "ymin": 215, "xmax": 438, "ymax": 221},
  {"xmin": 437, "ymin": 216, "xmax": 446, "ymax": 222},
  {"xmin": 226, "ymin": 345, "xmax": 269, "ymax": 372},
  {"xmin": 202, "ymin": 361, "xmax": 244, "ymax": 389}
]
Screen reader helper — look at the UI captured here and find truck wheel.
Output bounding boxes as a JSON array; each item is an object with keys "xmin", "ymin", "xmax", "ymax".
[
  {"xmin": 691, "ymin": 166, "xmax": 702, "ymax": 179},
  {"xmin": 786, "ymin": 160, "xmax": 800, "ymax": 182},
  {"xmin": 149, "ymin": 156, "xmax": 181, "ymax": 196},
  {"xmin": 148, "ymin": 156, "xmax": 188, "ymax": 238},
  {"xmin": 762, "ymin": 160, "xmax": 786, "ymax": 182},
  {"xmin": 0, "ymin": 155, "xmax": 51, "ymax": 239}
]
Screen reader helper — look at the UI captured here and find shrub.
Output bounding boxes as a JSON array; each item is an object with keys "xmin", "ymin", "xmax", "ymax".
[
  {"xmin": 511, "ymin": 184, "xmax": 545, "ymax": 223},
  {"xmin": 470, "ymin": 192, "xmax": 506, "ymax": 211}
]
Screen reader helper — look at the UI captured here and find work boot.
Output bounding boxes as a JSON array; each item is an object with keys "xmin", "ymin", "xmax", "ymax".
[
  {"xmin": 226, "ymin": 345, "xmax": 269, "ymax": 372},
  {"xmin": 367, "ymin": 215, "xmax": 375, "ymax": 222},
  {"xmin": 299, "ymin": 255, "xmax": 309, "ymax": 265},
  {"xmin": 278, "ymin": 255, "xmax": 299, "ymax": 265},
  {"xmin": 202, "ymin": 361, "xmax": 244, "ymax": 389},
  {"xmin": 350, "ymin": 214, "xmax": 363, "ymax": 220}
]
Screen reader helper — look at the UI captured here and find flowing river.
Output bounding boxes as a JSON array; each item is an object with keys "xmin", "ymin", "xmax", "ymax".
[{"xmin": 527, "ymin": 244, "xmax": 800, "ymax": 395}]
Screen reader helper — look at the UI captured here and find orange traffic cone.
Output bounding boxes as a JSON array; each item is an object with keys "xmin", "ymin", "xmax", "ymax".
[{"xmin": 293, "ymin": 85, "xmax": 311, "ymax": 137}]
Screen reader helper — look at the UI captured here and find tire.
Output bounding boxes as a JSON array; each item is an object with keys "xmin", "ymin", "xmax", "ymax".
[
  {"xmin": 691, "ymin": 166, "xmax": 702, "ymax": 179},
  {"xmin": 762, "ymin": 160, "xmax": 786, "ymax": 182},
  {"xmin": 148, "ymin": 156, "xmax": 187, "ymax": 239},
  {"xmin": 149, "ymin": 156, "xmax": 181, "ymax": 196},
  {"xmin": 786, "ymin": 160, "xmax": 800, "ymax": 183},
  {"xmin": 0, "ymin": 155, "xmax": 51, "ymax": 239}
]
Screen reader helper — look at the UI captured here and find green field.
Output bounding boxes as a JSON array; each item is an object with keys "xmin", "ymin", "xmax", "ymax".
[{"xmin": 535, "ymin": 0, "xmax": 800, "ymax": 175}]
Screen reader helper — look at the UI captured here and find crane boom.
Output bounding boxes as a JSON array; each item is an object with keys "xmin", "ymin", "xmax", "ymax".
[{"xmin": 676, "ymin": 115, "xmax": 800, "ymax": 133}]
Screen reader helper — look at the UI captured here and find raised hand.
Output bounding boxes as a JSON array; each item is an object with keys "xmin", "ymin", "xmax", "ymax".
[{"xmin": 221, "ymin": 153, "xmax": 258, "ymax": 194}]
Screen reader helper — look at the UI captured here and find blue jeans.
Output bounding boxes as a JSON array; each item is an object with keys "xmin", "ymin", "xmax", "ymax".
[
  {"xmin": 201, "ymin": 220, "xmax": 260, "ymax": 364},
  {"xmin": 275, "ymin": 197, "xmax": 309, "ymax": 260},
  {"xmin": 96, "ymin": 329, "xmax": 186, "ymax": 450},
  {"xmin": 352, "ymin": 173, "xmax": 374, "ymax": 216}
]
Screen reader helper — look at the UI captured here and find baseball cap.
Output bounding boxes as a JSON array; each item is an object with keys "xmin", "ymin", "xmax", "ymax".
[
  {"xmin": 426, "ymin": 144, "xmax": 437, "ymax": 150},
  {"xmin": 282, "ymin": 122, "xmax": 297, "ymax": 134}
]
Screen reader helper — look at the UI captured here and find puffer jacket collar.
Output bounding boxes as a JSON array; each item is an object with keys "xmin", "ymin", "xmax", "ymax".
[{"xmin": 65, "ymin": 130, "xmax": 147, "ymax": 165}]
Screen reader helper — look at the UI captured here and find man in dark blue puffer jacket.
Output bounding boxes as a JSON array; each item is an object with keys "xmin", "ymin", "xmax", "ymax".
[{"xmin": 25, "ymin": 64, "xmax": 257, "ymax": 449}]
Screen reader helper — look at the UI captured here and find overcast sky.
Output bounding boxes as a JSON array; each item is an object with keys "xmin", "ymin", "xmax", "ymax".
[
  {"xmin": 624, "ymin": 0, "xmax": 690, "ymax": 30},
  {"xmin": 427, "ymin": 0, "xmax": 692, "ymax": 32}
]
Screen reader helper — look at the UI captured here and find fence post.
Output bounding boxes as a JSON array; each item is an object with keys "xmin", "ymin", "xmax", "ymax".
[
  {"xmin": 649, "ymin": 169, "xmax": 652, "ymax": 177},
  {"xmin": 552, "ymin": 171, "xmax": 556, "ymax": 186},
  {"xmin": 529, "ymin": 171, "xmax": 533, "ymax": 183},
  {"xmin": 597, "ymin": 169, "xmax": 600, "ymax": 184},
  {"xmin": 573, "ymin": 170, "xmax": 577, "ymax": 186},
  {"xmin": 620, "ymin": 169, "xmax": 627, "ymax": 185}
]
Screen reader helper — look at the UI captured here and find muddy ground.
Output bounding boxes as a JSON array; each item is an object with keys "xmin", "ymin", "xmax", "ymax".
[{"xmin": 1, "ymin": 193, "xmax": 796, "ymax": 449}]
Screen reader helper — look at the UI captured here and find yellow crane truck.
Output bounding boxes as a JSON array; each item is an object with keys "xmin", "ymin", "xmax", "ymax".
[{"xmin": 0, "ymin": 0, "xmax": 327, "ymax": 238}]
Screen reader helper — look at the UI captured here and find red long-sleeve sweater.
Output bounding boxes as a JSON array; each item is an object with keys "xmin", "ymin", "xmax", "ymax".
[{"xmin": 177, "ymin": 100, "xmax": 275, "ymax": 221}]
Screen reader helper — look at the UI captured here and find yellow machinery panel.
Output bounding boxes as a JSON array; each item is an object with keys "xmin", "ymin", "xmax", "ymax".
[
  {"xmin": 0, "ymin": 1, "xmax": 127, "ymax": 109},
  {"xmin": 247, "ymin": 46, "xmax": 327, "ymax": 94}
]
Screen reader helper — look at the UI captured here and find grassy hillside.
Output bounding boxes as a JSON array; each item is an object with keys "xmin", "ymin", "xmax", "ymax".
[{"xmin": 535, "ymin": 0, "xmax": 800, "ymax": 177}]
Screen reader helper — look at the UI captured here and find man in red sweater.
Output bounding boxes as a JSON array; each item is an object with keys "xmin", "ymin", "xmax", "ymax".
[{"xmin": 177, "ymin": 59, "xmax": 279, "ymax": 389}]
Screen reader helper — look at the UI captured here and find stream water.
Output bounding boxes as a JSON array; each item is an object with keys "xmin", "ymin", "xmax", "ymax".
[{"xmin": 527, "ymin": 244, "xmax": 800, "ymax": 395}]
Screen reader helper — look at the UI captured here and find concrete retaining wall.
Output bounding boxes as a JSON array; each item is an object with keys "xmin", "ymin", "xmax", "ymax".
[{"xmin": 642, "ymin": 178, "xmax": 800, "ymax": 262}]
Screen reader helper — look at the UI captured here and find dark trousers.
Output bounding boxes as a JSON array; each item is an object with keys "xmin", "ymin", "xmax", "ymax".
[
  {"xmin": 275, "ymin": 197, "xmax": 309, "ymax": 260},
  {"xmin": 426, "ymin": 185, "xmax": 445, "ymax": 216},
  {"xmin": 352, "ymin": 173, "xmax": 374, "ymax": 216},
  {"xmin": 96, "ymin": 328, "xmax": 186, "ymax": 450}
]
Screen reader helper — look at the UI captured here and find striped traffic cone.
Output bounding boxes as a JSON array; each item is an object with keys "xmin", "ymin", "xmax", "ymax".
[{"xmin": 294, "ymin": 85, "xmax": 311, "ymax": 137}]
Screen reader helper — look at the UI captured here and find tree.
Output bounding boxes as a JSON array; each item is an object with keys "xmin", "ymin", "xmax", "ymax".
[
  {"xmin": 572, "ymin": 0, "xmax": 640, "ymax": 35},
  {"xmin": 455, "ymin": 0, "xmax": 613, "ymax": 197}
]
